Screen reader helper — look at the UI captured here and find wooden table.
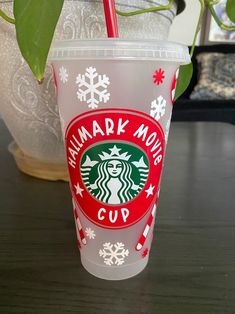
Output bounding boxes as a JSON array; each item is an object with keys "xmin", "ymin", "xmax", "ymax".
[{"xmin": 1, "ymin": 120, "xmax": 235, "ymax": 313}]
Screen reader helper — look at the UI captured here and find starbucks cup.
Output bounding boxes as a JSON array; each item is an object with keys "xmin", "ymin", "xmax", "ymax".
[{"xmin": 50, "ymin": 39, "xmax": 190, "ymax": 280}]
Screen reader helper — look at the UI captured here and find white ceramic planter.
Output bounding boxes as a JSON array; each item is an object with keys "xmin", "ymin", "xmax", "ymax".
[{"xmin": 0, "ymin": 0, "xmax": 177, "ymax": 180}]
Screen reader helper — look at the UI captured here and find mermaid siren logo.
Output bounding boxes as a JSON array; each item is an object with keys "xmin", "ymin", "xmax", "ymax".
[{"xmin": 80, "ymin": 143, "xmax": 149, "ymax": 205}]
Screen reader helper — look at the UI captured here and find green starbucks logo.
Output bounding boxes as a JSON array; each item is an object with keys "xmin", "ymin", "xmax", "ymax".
[{"xmin": 80, "ymin": 143, "xmax": 149, "ymax": 205}]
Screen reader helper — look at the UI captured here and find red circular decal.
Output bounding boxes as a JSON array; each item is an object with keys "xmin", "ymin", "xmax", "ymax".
[{"xmin": 66, "ymin": 109, "xmax": 165, "ymax": 229}]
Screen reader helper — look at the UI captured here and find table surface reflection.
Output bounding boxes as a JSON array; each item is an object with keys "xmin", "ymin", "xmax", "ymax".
[{"xmin": 0, "ymin": 120, "xmax": 235, "ymax": 314}]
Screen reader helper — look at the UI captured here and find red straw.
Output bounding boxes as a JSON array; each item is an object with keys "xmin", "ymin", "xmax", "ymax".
[{"xmin": 103, "ymin": 0, "xmax": 119, "ymax": 37}]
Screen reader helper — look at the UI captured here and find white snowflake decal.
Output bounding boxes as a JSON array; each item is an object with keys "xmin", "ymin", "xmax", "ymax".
[
  {"xmin": 76, "ymin": 66, "xmax": 110, "ymax": 109},
  {"xmin": 85, "ymin": 227, "xmax": 96, "ymax": 240},
  {"xmin": 150, "ymin": 95, "xmax": 167, "ymax": 121},
  {"xmin": 99, "ymin": 242, "xmax": 129, "ymax": 266},
  {"xmin": 165, "ymin": 116, "xmax": 171, "ymax": 142},
  {"xmin": 59, "ymin": 66, "xmax": 69, "ymax": 83}
]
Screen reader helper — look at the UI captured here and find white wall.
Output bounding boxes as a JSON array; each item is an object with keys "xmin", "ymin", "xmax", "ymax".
[{"xmin": 168, "ymin": 0, "xmax": 201, "ymax": 45}]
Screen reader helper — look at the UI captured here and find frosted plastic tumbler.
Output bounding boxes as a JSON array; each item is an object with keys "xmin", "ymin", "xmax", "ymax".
[{"xmin": 50, "ymin": 39, "xmax": 190, "ymax": 280}]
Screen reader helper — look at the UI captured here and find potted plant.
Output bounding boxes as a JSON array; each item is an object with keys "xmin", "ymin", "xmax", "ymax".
[
  {"xmin": 0, "ymin": 0, "xmax": 234, "ymax": 180},
  {"xmin": 0, "ymin": 0, "xmax": 182, "ymax": 180}
]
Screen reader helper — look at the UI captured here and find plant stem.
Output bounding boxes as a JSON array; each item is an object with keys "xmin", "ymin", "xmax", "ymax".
[
  {"xmin": 208, "ymin": 2, "xmax": 235, "ymax": 31},
  {"xmin": 0, "ymin": 8, "xmax": 15, "ymax": 24},
  {"xmin": 190, "ymin": 0, "xmax": 205, "ymax": 58},
  {"xmin": 116, "ymin": 0, "xmax": 174, "ymax": 17},
  {"xmin": 207, "ymin": 0, "xmax": 220, "ymax": 5}
]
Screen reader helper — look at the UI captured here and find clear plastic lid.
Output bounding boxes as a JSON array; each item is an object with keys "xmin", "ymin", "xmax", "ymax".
[{"xmin": 49, "ymin": 39, "xmax": 190, "ymax": 64}]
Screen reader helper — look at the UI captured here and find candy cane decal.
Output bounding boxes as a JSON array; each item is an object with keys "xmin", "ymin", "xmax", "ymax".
[
  {"xmin": 171, "ymin": 69, "xmax": 179, "ymax": 104},
  {"xmin": 72, "ymin": 199, "xmax": 87, "ymax": 245},
  {"xmin": 73, "ymin": 210, "xmax": 82, "ymax": 249},
  {"xmin": 135, "ymin": 205, "xmax": 156, "ymax": 251}
]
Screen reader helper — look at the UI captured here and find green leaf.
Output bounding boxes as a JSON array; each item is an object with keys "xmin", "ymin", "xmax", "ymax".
[
  {"xmin": 226, "ymin": 0, "xmax": 235, "ymax": 23},
  {"xmin": 13, "ymin": 0, "xmax": 64, "ymax": 81},
  {"xmin": 174, "ymin": 63, "xmax": 193, "ymax": 101}
]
